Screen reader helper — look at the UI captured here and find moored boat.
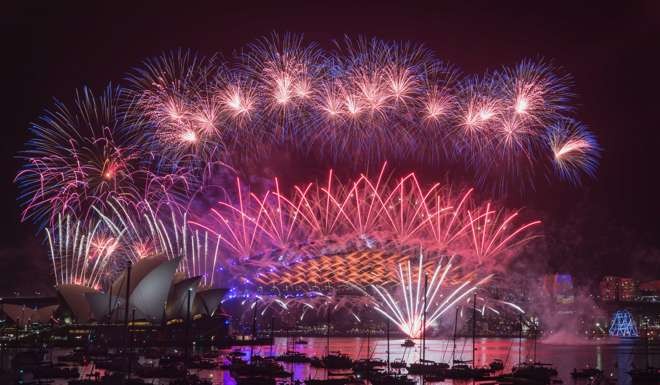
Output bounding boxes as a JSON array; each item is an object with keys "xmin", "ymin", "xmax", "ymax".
[
  {"xmin": 276, "ymin": 351, "xmax": 311, "ymax": 363},
  {"xmin": 389, "ymin": 359, "xmax": 406, "ymax": 369},
  {"xmin": 628, "ymin": 366, "xmax": 660, "ymax": 384},
  {"xmin": 407, "ymin": 359, "xmax": 449, "ymax": 375},
  {"xmin": 571, "ymin": 367, "xmax": 602, "ymax": 379}
]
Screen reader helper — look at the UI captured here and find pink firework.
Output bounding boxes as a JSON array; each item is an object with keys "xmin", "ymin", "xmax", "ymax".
[
  {"xmin": 191, "ymin": 164, "xmax": 540, "ymax": 287},
  {"xmin": 125, "ymin": 49, "xmax": 225, "ymax": 169},
  {"xmin": 119, "ymin": 34, "xmax": 598, "ymax": 192},
  {"xmin": 46, "ymin": 214, "xmax": 119, "ymax": 289},
  {"xmin": 16, "ymin": 86, "xmax": 176, "ymax": 228},
  {"xmin": 19, "ymin": 34, "xmax": 601, "ymax": 232},
  {"xmin": 546, "ymin": 119, "xmax": 601, "ymax": 184}
]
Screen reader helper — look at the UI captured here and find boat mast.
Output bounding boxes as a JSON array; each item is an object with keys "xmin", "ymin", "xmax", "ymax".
[
  {"xmin": 533, "ymin": 322, "xmax": 538, "ymax": 363},
  {"xmin": 645, "ymin": 316, "xmax": 650, "ymax": 370},
  {"xmin": 422, "ymin": 273, "xmax": 428, "ymax": 363},
  {"xmin": 472, "ymin": 293, "xmax": 476, "ymax": 368},
  {"xmin": 518, "ymin": 314, "xmax": 523, "ymax": 366},
  {"xmin": 270, "ymin": 317, "xmax": 274, "ymax": 358},
  {"xmin": 250, "ymin": 298, "xmax": 258, "ymax": 359},
  {"xmin": 386, "ymin": 319, "xmax": 390, "ymax": 373},
  {"xmin": 124, "ymin": 261, "xmax": 132, "ymax": 378},
  {"xmin": 185, "ymin": 288, "xmax": 192, "ymax": 363},
  {"xmin": 326, "ymin": 306, "xmax": 331, "ymax": 357},
  {"xmin": 452, "ymin": 307, "xmax": 458, "ymax": 365},
  {"xmin": 107, "ymin": 279, "xmax": 112, "ymax": 324},
  {"xmin": 366, "ymin": 324, "xmax": 370, "ymax": 359}
]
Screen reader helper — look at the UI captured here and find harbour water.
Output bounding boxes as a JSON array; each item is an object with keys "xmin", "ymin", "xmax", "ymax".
[{"xmin": 44, "ymin": 336, "xmax": 658, "ymax": 384}]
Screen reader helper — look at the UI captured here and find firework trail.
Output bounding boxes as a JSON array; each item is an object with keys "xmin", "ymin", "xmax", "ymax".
[
  {"xmin": 364, "ymin": 253, "xmax": 491, "ymax": 338},
  {"xmin": 17, "ymin": 34, "xmax": 601, "ymax": 230},
  {"xmin": 95, "ymin": 199, "xmax": 223, "ymax": 287},
  {"xmin": 191, "ymin": 164, "xmax": 541, "ymax": 291},
  {"xmin": 356, "ymin": 252, "xmax": 526, "ymax": 338},
  {"xmin": 16, "ymin": 85, "xmax": 189, "ymax": 229},
  {"xmin": 125, "ymin": 50, "xmax": 224, "ymax": 167},
  {"xmin": 225, "ymin": 287, "xmax": 373, "ymax": 325},
  {"xmin": 43, "ymin": 199, "xmax": 223, "ymax": 290},
  {"xmin": 46, "ymin": 214, "xmax": 120, "ymax": 289},
  {"xmin": 17, "ymin": 34, "xmax": 596, "ymax": 317},
  {"xmin": 546, "ymin": 119, "xmax": 601, "ymax": 185},
  {"xmin": 39, "ymin": 165, "xmax": 538, "ymax": 320}
]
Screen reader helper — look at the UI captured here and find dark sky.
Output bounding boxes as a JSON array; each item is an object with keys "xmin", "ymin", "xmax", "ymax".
[{"xmin": 1, "ymin": 1, "xmax": 660, "ymax": 291}]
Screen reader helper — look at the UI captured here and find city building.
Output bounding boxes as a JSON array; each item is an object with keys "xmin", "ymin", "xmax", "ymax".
[{"xmin": 599, "ymin": 276, "xmax": 637, "ymax": 302}]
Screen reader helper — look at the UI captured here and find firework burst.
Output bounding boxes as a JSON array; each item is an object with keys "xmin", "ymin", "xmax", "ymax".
[
  {"xmin": 125, "ymin": 49, "xmax": 226, "ymax": 174},
  {"xmin": 547, "ymin": 119, "xmax": 601, "ymax": 184},
  {"xmin": 17, "ymin": 34, "xmax": 596, "ymax": 318},
  {"xmin": 366, "ymin": 253, "xmax": 491, "ymax": 338},
  {"xmin": 17, "ymin": 86, "xmax": 164, "ymax": 227},
  {"xmin": 90, "ymin": 199, "xmax": 222, "ymax": 287},
  {"xmin": 191, "ymin": 164, "xmax": 540, "ymax": 291},
  {"xmin": 46, "ymin": 214, "xmax": 120, "ymax": 289},
  {"xmin": 18, "ymin": 34, "xmax": 601, "ymax": 231},
  {"xmin": 123, "ymin": 35, "xmax": 599, "ymax": 192}
]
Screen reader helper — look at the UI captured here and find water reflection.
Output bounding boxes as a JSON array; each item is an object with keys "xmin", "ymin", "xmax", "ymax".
[{"xmin": 47, "ymin": 336, "xmax": 657, "ymax": 385}]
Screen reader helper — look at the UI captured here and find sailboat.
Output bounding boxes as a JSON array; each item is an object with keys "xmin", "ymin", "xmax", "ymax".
[
  {"xmin": 353, "ymin": 326, "xmax": 386, "ymax": 376},
  {"xmin": 230, "ymin": 301, "xmax": 292, "ymax": 383},
  {"xmin": 276, "ymin": 323, "xmax": 310, "ymax": 363},
  {"xmin": 628, "ymin": 318, "xmax": 660, "ymax": 384},
  {"xmin": 498, "ymin": 315, "xmax": 558, "ymax": 384},
  {"xmin": 312, "ymin": 308, "xmax": 353, "ymax": 370},
  {"xmin": 444, "ymin": 294, "xmax": 491, "ymax": 380},
  {"xmin": 369, "ymin": 320, "xmax": 415, "ymax": 385},
  {"xmin": 406, "ymin": 274, "xmax": 449, "ymax": 378},
  {"xmin": 390, "ymin": 320, "xmax": 407, "ymax": 369},
  {"xmin": 400, "ymin": 339, "xmax": 415, "ymax": 348}
]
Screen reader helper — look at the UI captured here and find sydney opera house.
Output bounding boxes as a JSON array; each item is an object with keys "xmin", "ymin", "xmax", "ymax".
[{"xmin": 1, "ymin": 256, "xmax": 230, "ymax": 345}]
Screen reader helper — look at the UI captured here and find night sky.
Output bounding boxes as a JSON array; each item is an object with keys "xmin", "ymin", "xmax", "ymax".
[{"xmin": 2, "ymin": 2, "xmax": 660, "ymax": 293}]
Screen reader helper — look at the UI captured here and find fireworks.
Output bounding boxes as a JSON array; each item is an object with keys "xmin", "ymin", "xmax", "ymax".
[
  {"xmin": 46, "ymin": 214, "xmax": 119, "ymax": 289},
  {"xmin": 15, "ymin": 34, "xmax": 598, "ymax": 325},
  {"xmin": 44, "ymin": 199, "xmax": 224, "ymax": 292},
  {"xmin": 225, "ymin": 286, "xmax": 374, "ymax": 324},
  {"xmin": 16, "ymin": 86, "xmax": 187, "ymax": 229},
  {"xmin": 95, "ymin": 199, "xmax": 222, "ymax": 287},
  {"xmin": 17, "ymin": 34, "xmax": 600, "ymax": 230},
  {"xmin": 547, "ymin": 119, "xmax": 601, "ymax": 185},
  {"xmin": 192, "ymin": 165, "xmax": 540, "ymax": 290},
  {"xmin": 366, "ymin": 253, "xmax": 491, "ymax": 338},
  {"xmin": 125, "ymin": 49, "xmax": 224, "ymax": 166}
]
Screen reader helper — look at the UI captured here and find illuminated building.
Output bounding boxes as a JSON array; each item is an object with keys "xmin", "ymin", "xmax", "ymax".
[
  {"xmin": 600, "ymin": 276, "xmax": 637, "ymax": 302},
  {"xmin": 609, "ymin": 309, "xmax": 639, "ymax": 337},
  {"xmin": 55, "ymin": 256, "xmax": 226, "ymax": 324}
]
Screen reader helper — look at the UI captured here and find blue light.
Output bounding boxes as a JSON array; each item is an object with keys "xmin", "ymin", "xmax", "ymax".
[{"xmin": 609, "ymin": 309, "xmax": 639, "ymax": 337}]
